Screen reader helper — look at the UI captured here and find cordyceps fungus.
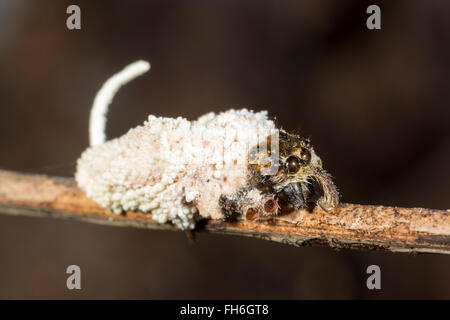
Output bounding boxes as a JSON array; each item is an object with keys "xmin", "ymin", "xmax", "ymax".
[{"xmin": 76, "ymin": 60, "xmax": 339, "ymax": 230}]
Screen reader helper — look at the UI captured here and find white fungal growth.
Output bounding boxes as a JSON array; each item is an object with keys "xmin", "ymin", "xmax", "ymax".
[
  {"xmin": 89, "ymin": 60, "xmax": 150, "ymax": 146},
  {"xmin": 76, "ymin": 60, "xmax": 275, "ymax": 229}
]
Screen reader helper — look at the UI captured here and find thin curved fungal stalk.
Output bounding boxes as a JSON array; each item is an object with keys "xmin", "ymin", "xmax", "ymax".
[{"xmin": 89, "ymin": 60, "xmax": 150, "ymax": 146}]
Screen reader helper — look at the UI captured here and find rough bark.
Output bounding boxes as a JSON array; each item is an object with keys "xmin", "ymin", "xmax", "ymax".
[{"xmin": 0, "ymin": 170, "xmax": 448, "ymax": 254}]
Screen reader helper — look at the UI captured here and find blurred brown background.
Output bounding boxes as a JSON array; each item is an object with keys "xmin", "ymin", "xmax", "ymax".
[{"xmin": 0, "ymin": 0, "xmax": 449, "ymax": 299}]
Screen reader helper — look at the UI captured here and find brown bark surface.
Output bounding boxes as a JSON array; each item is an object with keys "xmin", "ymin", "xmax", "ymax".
[{"xmin": 0, "ymin": 170, "xmax": 448, "ymax": 254}]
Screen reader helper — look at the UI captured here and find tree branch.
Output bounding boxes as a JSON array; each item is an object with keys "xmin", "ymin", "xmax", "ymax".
[{"xmin": 0, "ymin": 170, "xmax": 448, "ymax": 254}]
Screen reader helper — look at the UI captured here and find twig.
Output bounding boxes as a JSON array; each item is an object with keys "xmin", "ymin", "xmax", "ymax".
[{"xmin": 0, "ymin": 170, "xmax": 449, "ymax": 254}]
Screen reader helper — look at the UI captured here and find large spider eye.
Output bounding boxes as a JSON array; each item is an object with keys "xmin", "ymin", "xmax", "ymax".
[
  {"xmin": 285, "ymin": 156, "xmax": 300, "ymax": 174},
  {"xmin": 300, "ymin": 148, "xmax": 311, "ymax": 164}
]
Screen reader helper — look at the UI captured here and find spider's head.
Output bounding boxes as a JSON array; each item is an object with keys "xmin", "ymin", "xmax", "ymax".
[{"xmin": 249, "ymin": 130, "xmax": 339, "ymax": 213}]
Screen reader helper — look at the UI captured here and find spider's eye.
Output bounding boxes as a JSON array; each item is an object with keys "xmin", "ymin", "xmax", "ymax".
[
  {"xmin": 285, "ymin": 156, "xmax": 300, "ymax": 174},
  {"xmin": 300, "ymin": 148, "xmax": 311, "ymax": 164}
]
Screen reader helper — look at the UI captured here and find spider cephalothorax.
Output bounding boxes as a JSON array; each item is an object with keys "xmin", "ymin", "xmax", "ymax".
[{"xmin": 220, "ymin": 129, "xmax": 339, "ymax": 221}]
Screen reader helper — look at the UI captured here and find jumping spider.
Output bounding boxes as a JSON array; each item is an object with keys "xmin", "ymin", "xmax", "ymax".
[{"xmin": 219, "ymin": 129, "xmax": 339, "ymax": 221}]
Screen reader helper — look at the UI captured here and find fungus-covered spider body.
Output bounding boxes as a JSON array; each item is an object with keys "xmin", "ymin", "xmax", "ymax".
[{"xmin": 76, "ymin": 61, "xmax": 339, "ymax": 230}]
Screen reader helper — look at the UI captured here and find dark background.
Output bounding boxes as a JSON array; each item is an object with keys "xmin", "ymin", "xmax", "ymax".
[{"xmin": 0, "ymin": 0, "xmax": 449, "ymax": 299}]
